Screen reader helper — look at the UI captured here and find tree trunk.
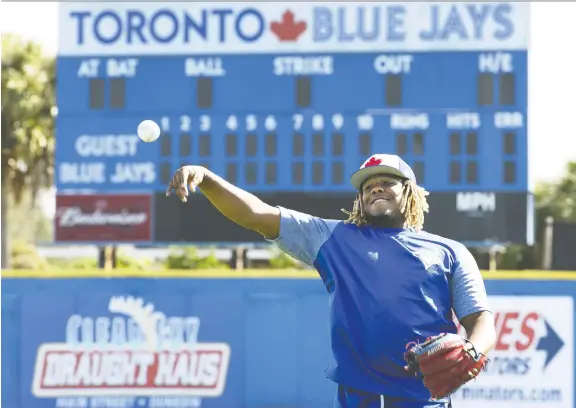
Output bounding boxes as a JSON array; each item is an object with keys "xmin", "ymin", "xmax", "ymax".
[{"xmin": 1, "ymin": 183, "xmax": 10, "ymax": 269}]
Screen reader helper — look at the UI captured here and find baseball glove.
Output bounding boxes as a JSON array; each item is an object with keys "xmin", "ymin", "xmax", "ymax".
[{"xmin": 403, "ymin": 333, "xmax": 489, "ymax": 400}]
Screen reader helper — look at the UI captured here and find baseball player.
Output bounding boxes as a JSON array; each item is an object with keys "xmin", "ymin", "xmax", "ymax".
[{"xmin": 166, "ymin": 154, "xmax": 496, "ymax": 408}]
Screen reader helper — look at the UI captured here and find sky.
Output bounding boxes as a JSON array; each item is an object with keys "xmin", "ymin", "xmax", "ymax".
[{"xmin": 1, "ymin": 2, "xmax": 575, "ymax": 187}]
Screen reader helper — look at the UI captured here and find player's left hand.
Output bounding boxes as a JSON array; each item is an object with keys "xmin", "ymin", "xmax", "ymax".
[{"xmin": 403, "ymin": 333, "xmax": 489, "ymax": 400}]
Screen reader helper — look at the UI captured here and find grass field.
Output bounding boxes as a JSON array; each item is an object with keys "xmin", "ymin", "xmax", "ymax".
[{"xmin": 2, "ymin": 269, "xmax": 576, "ymax": 280}]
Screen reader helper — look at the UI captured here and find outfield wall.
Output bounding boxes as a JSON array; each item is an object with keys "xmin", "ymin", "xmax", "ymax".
[{"xmin": 2, "ymin": 270, "xmax": 575, "ymax": 408}]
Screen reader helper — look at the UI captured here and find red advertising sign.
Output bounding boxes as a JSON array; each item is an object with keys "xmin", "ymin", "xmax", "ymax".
[{"xmin": 55, "ymin": 195, "xmax": 152, "ymax": 242}]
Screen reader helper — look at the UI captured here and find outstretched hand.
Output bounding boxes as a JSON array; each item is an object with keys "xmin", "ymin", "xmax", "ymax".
[{"xmin": 165, "ymin": 165, "xmax": 206, "ymax": 203}]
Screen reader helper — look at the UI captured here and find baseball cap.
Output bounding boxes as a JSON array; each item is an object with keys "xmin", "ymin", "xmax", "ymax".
[{"xmin": 350, "ymin": 154, "xmax": 416, "ymax": 190}]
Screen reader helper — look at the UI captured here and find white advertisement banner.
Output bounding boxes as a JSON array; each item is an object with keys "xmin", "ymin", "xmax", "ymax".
[
  {"xmin": 58, "ymin": 2, "xmax": 529, "ymax": 56},
  {"xmin": 451, "ymin": 296, "xmax": 574, "ymax": 408}
]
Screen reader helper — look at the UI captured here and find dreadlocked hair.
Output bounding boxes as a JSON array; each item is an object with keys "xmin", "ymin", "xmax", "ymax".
[{"xmin": 341, "ymin": 179, "xmax": 430, "ymax": 231}]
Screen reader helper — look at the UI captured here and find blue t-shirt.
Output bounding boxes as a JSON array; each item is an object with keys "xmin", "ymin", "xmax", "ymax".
[{"xmin": 267, "ymin": 207, "xmax": 491, "ymax": 401}]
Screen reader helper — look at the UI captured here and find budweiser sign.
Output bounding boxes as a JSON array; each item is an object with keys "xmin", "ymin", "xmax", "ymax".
[
  {"xmin": 55, "ymin": 195, "xmax": 152, "ymax": 242},
  {"xmin": 58, "ymin": 208, "xmax": 147, "ymax": 227}
]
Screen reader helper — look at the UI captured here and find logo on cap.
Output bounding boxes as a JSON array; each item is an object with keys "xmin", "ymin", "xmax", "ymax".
[{"xmin": 363, "ymin": 156, "xmax": 383, "ymax": 168}]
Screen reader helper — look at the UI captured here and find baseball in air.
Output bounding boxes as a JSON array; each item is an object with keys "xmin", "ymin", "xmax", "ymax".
[{"xmin": 137, "ymin": 120, "xmax": 161, "ymax": 143}]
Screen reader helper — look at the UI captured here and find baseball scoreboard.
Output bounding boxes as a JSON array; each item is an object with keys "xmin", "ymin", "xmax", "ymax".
[{"xmin": 55, "ymin": 2, "xmax": 531, "ymax": 245}]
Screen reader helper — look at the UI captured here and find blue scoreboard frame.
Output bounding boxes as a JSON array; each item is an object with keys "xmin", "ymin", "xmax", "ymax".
[{"xmin": 55, "ymin": 2, "xmax": 531, "ymax": 246}]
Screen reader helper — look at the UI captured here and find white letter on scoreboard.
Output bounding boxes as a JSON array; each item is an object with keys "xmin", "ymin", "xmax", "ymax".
[
  {"xmin": 332, "ymin": 114, "xmax": 344, "ymax": 130},
  {"xmin": 227, "ymin": 115, "xmax": 238, "ymax": 131},
  {"xmin": 160, "ymin": 117, "xmax": 170, "ymax": 132},
  {"xmin": 478, "ymin": 52, "xmax": 513, "ymax": 73},
  {"xmin": 373, "ymin": 55, "xmax": 413, "ymax": 74},
  {"xmin": 246, "ymin": 115, "xmax": 257, "ymax": 131},
  {"xmin": 77, "ymin": 59, "xmax": 100, "ymax": 78},
  {"xmin": 357, "ymin": 114, "xmax": 374, "ymax": 131},
  {"xmin": 180, "ymin": 116, "xmax": 191, "ymax": 132},
  {"xmin": 292, "ymin": 114, "xmax": 303, "ymax": 131},
  {"xmin": 199, "ymin": 115, "xmax": 211, "ymax": 132},
  {"xmin": 494, "ymin": 112, "xmax": 524, "ymax": 128},
  {"xmin": 456, "ymin": 192, "xmax": 496, "ymax": 212},
  {"xmin": 106, "ymin": 58, "xmax": 138, "ymax": 78},
  {"xmin": 264, "ymin": 115, "xmax": 277, "ymax": 131},
  {"xmin": 312, "ymin": 114, "xmax": 324, "ymax": 131}
]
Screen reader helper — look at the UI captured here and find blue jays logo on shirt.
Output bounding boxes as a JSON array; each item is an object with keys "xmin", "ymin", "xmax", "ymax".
[{"xmin": 367, "ymin": 252, "xmax": 379, "ymax": 262}]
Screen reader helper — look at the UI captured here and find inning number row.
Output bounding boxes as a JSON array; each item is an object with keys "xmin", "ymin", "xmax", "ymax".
[{"xmin": 159, "ymin": 114, "xmax": 376, "ymax": 133}]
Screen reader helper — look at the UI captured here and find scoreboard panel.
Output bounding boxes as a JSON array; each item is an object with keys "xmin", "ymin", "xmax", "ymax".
[
  {"xmin": 55, "ymin": 2, "xmax": 531, "ymax": 246},
  {"xmin": 56, "ymin": 52, "xmax": 528, "ymax": 193},
  {"xmin": 59, "ymin": 52, "xmax": 528, "ymax": 113}
]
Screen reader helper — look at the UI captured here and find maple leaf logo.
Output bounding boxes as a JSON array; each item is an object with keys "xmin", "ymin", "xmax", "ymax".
[
  {"xmin": 270, "ymin": 10, "xmax": 306, "ymax": 42},
  {"xmin": 364, "ymin": 156, "xmax": 382, "ymax": 168}
]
